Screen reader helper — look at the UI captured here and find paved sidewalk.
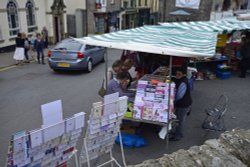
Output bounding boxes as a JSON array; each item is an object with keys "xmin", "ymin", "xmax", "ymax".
[{"xmin": 0, "ymin": 48, "xmax": 51, "ymax": 69}]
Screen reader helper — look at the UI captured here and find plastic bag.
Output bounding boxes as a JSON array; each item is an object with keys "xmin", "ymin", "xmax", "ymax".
[
  {"xmin": 98, "ymin": 79, "xmax": 106, "ymax": 97},
  {"xmin": 115, "ymin": 133, "xmax": 147, "ymax": 148}
]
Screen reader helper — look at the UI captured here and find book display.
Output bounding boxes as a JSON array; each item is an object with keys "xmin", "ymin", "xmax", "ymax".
[
  {"xmin": 80, "ymin": 93, "xmax": 127, "ymax": 167},
  {"xmin": 6, "ymin": 100, "xmax": 85, "ymax": 167},
  {"xmin": 133, "ymin": 75, "xmax": 175, "ymax": 123}
]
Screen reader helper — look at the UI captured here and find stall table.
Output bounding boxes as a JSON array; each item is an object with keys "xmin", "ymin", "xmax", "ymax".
[{"xmin": 189, "ymin": 57, "xmax": 228, "ymax": 72}]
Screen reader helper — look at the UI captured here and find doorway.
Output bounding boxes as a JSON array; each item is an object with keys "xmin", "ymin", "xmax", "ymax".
[{"xmin": 54, "ymin": 16, "xmax": 60, "ymax": 42}]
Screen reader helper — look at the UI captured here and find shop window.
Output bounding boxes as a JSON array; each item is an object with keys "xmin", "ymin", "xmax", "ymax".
[
  {"xmin": 123, "ymin": 1, "xmax": 128, "ymax": 8},
  {"xmin": 26, "ymin": 0, "xmax": 37, "ymax": 33},
  {"xmin": 131, "ymin": 0, "xmax": 136, "ymax": 7},
  {"xmin": 222, "ymin": 0, "xmax": 231, "ymax": 10},
  {"xmin": 7, "ymin": 0, "xmax": 19, "ymax": 36},
  {"xmin": 96, "ymin": 17, "xmax": 105, "ymax": 33}
]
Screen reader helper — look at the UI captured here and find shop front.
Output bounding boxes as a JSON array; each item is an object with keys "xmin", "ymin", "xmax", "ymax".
[
  {"xmin": 138, "ymin": 8, "xmax": 150, "ymax": 26},
  {"xmin": 94, "ymin": 11, "xmax": 120, "ymax": 34},
  {"xmin": 121, "ymin": 9, "xmax": 138, "ymax": 29}
]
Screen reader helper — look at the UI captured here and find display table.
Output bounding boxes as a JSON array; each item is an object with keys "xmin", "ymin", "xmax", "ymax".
[
  {"xmin": 189, "ymin": 57, "xmax": 228, "ymax": 73},
  {"xmin": 123, "ymin": 117, "xmax": 168, "ymax": 126},
  {"xmin": 122, "ymin": 74, "xmax": 176, "ymax": 145}
]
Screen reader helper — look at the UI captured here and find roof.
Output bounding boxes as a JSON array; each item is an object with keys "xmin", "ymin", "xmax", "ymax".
[
  {"xmin": 75, "ymin": 26, "xmax": 217, "ymax": 58},
  {"xmin": 160, "ymin": 19, "xmax": 250, "ymax": 34}
]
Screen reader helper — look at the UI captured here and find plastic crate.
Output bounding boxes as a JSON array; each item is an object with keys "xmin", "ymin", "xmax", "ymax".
[{"xmin": 216, "ymin": 71, "xmax": 231, "ymax": 80}]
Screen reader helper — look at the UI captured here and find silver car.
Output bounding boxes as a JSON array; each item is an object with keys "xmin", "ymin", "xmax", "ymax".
[{"xmin": 48, "ymin": 39, "xmax": 105, "ymax": 72}]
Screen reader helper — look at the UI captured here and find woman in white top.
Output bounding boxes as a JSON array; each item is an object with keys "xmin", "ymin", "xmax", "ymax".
[{"xmin": 13, "ymin": 32, "xmax": 25, "ymax": 65}]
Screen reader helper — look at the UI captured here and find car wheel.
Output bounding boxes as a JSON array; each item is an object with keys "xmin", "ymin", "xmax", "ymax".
[
  {"xmin": 101, "ymin": 55, "xmax": 105, "ymax": 63},
  {"xmin": 53, "ymin": 69, "xmax": 60, "ymax": 73},
  {"xmin": 87, "ymin": 60, "xmax": 92, "ymax": 72}
]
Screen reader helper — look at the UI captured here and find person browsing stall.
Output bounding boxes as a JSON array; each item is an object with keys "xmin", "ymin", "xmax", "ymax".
[
  {"xmin": 122, "ymin": 58, "xmax": 135, "ymax": 87},
  {"xmin": 107, "ymin": 59, "xmax": 123, "ymax": 82},
  {"xmin": 171, "ymin": 67, "xmax": 192, "ymax": 141},
  {"xmin": 106, "ymin": 71, "xmax": 135, "ymax": 98}
]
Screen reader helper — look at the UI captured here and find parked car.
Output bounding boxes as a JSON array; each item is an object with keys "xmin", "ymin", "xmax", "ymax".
[{"xmin": 48, "ymin": 39, "xmax": 105, "ymax": 72}]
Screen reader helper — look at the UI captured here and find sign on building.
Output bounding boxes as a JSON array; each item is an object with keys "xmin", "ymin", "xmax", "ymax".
[{"xmin": 176, "ymin": 0, "xmax": 201, "ymax": 9}]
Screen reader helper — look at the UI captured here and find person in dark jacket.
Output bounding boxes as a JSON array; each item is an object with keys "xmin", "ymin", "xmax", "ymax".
[
  {"xmin": 171, "ymin": 67, "xmax": 192, "ymax": 141},
  {"xmin": 239, "ymin": 32, "xmax": 250, "ymax": 78},
  {"xmin": 34, "ymin": 33, "xmax": 45, "ymax": 64}
]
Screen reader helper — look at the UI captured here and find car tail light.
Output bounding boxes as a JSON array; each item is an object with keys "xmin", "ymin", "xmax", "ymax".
[
  {"xmin": 77, "ymin": 52, "xmax": 84, "ymax": 59},
  {"xmin": 48, "ymin": 50, "xmax": 52, "ymax": 57}
]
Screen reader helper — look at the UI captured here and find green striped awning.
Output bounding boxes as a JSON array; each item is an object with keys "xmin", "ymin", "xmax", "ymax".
[
  {"xmin": 75, "ymin": 26, "xmax": 217, "ymax": 58},
  {"xmin": 160, "ymin": 19, "xmax": 250, "ymax": 34}
]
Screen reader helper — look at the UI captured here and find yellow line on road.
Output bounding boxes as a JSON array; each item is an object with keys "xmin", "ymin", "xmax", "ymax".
[
  {"xmin": 0, "ymin": 57, "xmax": 49, "ymax": 72},
  {"xmin": 0, "ymin": 65, "xmax": 17, "ymax": 72}
]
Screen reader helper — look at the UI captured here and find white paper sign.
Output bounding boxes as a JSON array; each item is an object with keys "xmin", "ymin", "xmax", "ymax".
[
  {"xmin": 29, "ymin": 129, "xmax": 43, "ymax": 148},
  {"xmin": 74, "ymin": 112, "xmax": 85, "ymax": 129},
  {"xmin": 42, "ymin": 121, "xmax": 65, "ymax": 142},
  {"xmin": 41, "ymin": 100, "xmax": 63, "ymax": 126},
  {"xmin": 65, "ymin": 117, "xmax": 75, "ymax": 133},
  {"xmin": 103, "ymin": 93, "xmax": 119, "ymax": 115},
  {"xmin": 13, "ymin": 131, "xmax": 26, "ymax": 153},
  {"xmin": 119, "ymin": 96, "xmax": 128, "ymax": 113},
  {"xmin": 176, "ymin": 0, "xmax": 201, "ymax": 9}
]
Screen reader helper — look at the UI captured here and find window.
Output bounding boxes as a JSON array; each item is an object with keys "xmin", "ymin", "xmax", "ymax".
[
  {"xmin": 123, "ymin": 1, "xmax": 128, "ymax": 8},
  {"xmin": 85, "ymin": 45, "xmax": 95, "ymax": 50},
  {"xmin": 96, "ymin": 17, "xmax": 105, "ymax": 33},
  {"xmin": 145, "ymin": 0, "xmax": 147, "ymax": 6},
  {"xmin": 55, "ymin": 40, "xmax": 82, "ymax": 51},
  {"xmin": 26, "ymin": 0, "xmax": 37, "ymax": 32},
  {"xmin": 131, "ymin": 0, "xmax": 136, "ymax": 7},
  {"xmin": 139, "ymin": 0, "xmax": 141, "ymax": 6},
  {"xmin": 7, "ymin": 0, "xmax": 19, "ymax": 36}
]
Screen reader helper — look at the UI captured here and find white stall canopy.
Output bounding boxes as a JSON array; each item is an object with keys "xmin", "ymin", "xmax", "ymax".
[
  {"xmin": 75, "ymin": 26, "xmax": 217, "ymax": 58},
  {"xmin": 160, "ymin": 19, "xmax": 250, "ymax": 34}
]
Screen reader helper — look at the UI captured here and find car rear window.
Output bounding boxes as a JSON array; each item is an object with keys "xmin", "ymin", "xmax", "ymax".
[{"xmin": 55, "ymin": 41, "xmax": 82, "ymax": 51}]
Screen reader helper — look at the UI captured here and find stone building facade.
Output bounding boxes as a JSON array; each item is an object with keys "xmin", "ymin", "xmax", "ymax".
[
  {"xmin": 86, "ymin": 0, "xmax": 122, "ymax": 35},
  {"xmin": 0, "ymin": 0, "xmax": 87, "ymax": 50},
  {"xmin": 159, "ymin": 0, "xmax": 214, "ymax": 22}
]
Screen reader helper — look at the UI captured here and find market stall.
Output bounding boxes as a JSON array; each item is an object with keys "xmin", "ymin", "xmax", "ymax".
[
  {"xmin": 160, "ymin": 18, "xmax": 250, "ymax": 80},
  {"xmin": 74, "ymin": 25, "xmax": 218, "ymax": 143}
]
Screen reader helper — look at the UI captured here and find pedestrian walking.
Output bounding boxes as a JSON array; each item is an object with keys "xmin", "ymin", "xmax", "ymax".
[
  {"xmin": 13, "ymin": 32, "xmax": 25, "ymax": 65},
  {"xmin": 239, "ymin": 31, "xmax": 250, "ymax": 78},
  {"xmin": 29, "ymin": 32, "xmax": 37, "ymax": 60},
  {"xmin": 41, "ymin": 26, "xmax": 49, "ymax": 48},
  {"xmin": 34, "ymin": 33, "xmax": 45, "ymax": 64},
  {"xmin": 23, "ymin": 33, "xmax": 30, "ymax": 63}
]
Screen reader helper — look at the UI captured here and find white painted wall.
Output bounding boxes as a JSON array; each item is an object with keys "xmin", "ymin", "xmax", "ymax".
[
  {"xmin": 0, "ymin": 0, "xmax": 50, "ymax": 48},
  {"xmin": 65, "ymin": 0, "xmax": 86, "ymax": 14},
  {"xmin": 0, "ymin": 0, "xmax": 83, "ymax": 48}
]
